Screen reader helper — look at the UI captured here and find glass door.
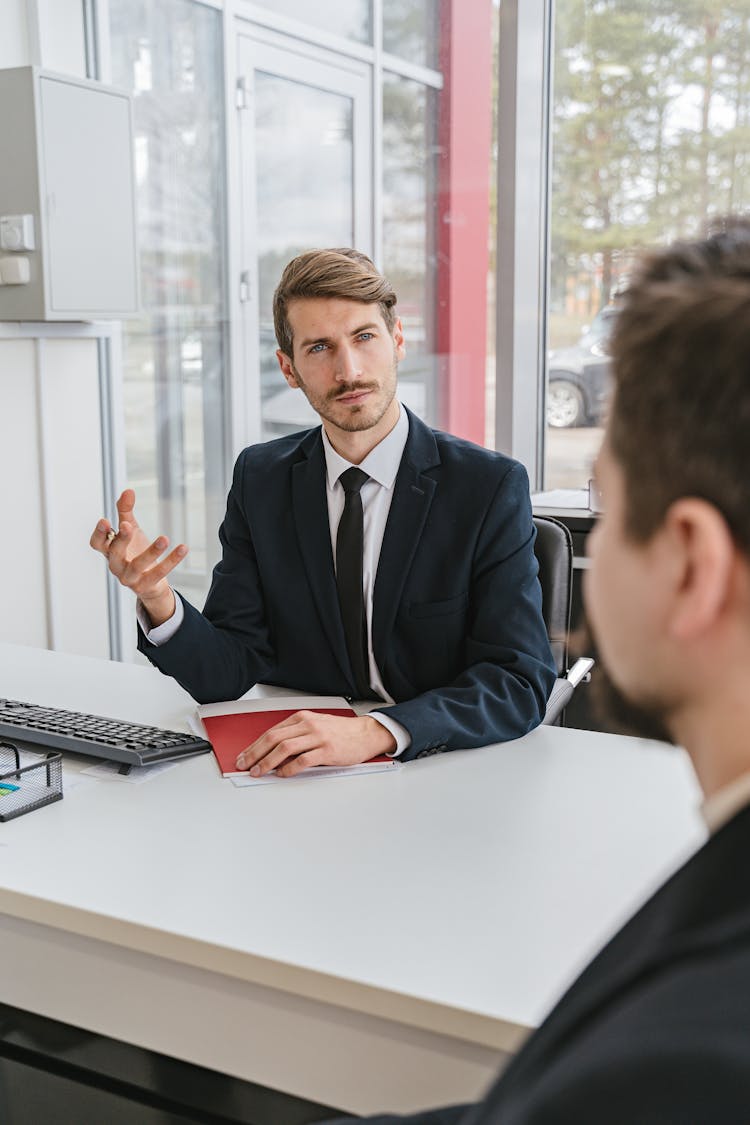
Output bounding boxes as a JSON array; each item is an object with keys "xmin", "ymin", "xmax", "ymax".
[
  {"xmin": 109, "ymin": 0, "xmax": 229, "ymax": 612},
  {"xmin": 237, "ymin": 33, "xmax": 372, "ymax": 441}
]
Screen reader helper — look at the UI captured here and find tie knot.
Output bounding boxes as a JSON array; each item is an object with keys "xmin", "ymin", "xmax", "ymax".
[{"xmin": 339, "ymin": 466, "xmax": 369, "ymax": 495}]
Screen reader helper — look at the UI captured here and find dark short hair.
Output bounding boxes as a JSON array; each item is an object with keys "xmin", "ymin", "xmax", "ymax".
[
  {"xmin": 272, "ymin": 248, "xmax": 398, "ymax": 359},
  {"xmin": 609, "ymin": 217, "xmax": 750, "ymax": 552}
]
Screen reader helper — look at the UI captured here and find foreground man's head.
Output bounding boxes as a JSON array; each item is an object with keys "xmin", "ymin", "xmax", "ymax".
[{"xmin": 585, "ymin": 217, "xmax": 750, "ymax": 796}]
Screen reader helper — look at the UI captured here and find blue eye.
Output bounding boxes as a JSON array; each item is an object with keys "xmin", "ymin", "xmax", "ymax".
[
  {"xmin": 358, "ymin": 332, "xmax": 374, "ymax": 341},
  {"xmin": 309, "ymin": 343, "xmax": 327, "ymax": 354}
]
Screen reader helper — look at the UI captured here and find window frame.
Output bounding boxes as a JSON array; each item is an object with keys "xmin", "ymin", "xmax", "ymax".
[{"xmin": 494, "ymin": 0, "xmax": 553, "ymax": 489}]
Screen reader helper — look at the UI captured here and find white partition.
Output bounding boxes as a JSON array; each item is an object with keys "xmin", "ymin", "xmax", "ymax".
[
  {"xmin": 0, "ymin": 335, "xmax": 110, "ymax": 656},
  {"xmin": 35, "ymin": 0, "xmax": 87, "ymax": 76},
  {"xmin": 42, "ymin": 338, "xmax": 110, "ymax": 657},
  {"xmin": 0, "ymin": 3, "xmax": 131, "ymax": 659},
  {"xmin": 0, "ymin": 338, "xmax": 48, "ymax": 647},
  {"xmin": 0, "ymin": 0, "xmax": 30, "ymax": 69}
]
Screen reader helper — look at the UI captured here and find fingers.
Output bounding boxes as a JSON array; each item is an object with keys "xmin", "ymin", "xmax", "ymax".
[
  {"xmin": 106, "ymin": 521, "xmax": 154, "ymax": 568},
  {"xmin": 91, "ymin": 518, "xmax": 133, "ymax": 556},
  {"xmin": 90, "ymin": 518, "xmax": 114, "ymax": 554},
  {"xmin": 111, "ymin": 536, "xmax": 188, "ymax": 595},
  {"xmin": 236, "ymin": 714, "xmax": 315, "ymax": 777},
  {"xmin": 116, "ymin": 488, "xmax": 138, "ymax": 528},
  {"xmin": 91, "ymin": 513, "xmax": 187, "ymax": 596},
  {"xmin": 275, "ymin": 749, "xmax": 327, "ymax": 777},
  {"xmin": 90, "ymin": 488, "xmax": 138, "ymax": 556},
  {"xmin": 91, "ymin": 485, "xmax": 190, "ymax": 608},
  {"xmin": 234, "ymin": 712, "xmax": 374, "ymax": 778},
  {"xmin": 253, "ymin": 734, "xmax": 322, "ymax": 776}
]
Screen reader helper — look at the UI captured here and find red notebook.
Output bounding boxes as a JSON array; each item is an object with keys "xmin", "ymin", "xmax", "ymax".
[{"xmin": 195, "ymin": 695, "xmax": 399, "ymax": 780}]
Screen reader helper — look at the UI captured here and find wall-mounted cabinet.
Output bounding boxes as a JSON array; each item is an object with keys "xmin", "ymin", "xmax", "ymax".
[{"xmin": 0, "ymin": 66, "xmax": 138, "ymax": 321}]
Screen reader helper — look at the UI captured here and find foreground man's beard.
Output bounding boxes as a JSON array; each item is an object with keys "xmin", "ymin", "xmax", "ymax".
[{"xmin": 573, "ymin": 619, "xmax": 674, "ymax": 745}]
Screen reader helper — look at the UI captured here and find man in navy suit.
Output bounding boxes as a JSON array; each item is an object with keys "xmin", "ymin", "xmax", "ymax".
[
  {"xmin": 325, "ymin": 221, "xmax": 750, "ymax": 1123},
  {"xmin": 91, "ymin": 248, "xmax": 555, "ymax": 774}
]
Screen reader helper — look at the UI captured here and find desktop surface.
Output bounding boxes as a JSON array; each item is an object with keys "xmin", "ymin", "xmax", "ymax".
[{"xmin": 0, "ymin": 642, "xmax": 706, "ymax": 1115}]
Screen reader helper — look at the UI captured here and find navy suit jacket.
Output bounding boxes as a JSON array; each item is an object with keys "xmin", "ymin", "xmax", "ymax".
[
  {"xmin": 138, "ymin": 409, "xmax": 555, "ymax": 759},
  {"xmin": 331, "ymin": 803, "xmax": 750, "ymax": 1124}
]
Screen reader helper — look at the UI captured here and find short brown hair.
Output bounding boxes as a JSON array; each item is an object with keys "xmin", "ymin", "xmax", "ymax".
[
  {"xmin": 609, "ymin": 217, "xmax": 750, "ymax": 552},
  {"xmin": 272, "ymin": 248, "xmax": 398, "ymax": 358}
]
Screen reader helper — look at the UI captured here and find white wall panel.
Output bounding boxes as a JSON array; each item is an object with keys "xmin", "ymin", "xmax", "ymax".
[
  {"xmin": 42, "ymin": 338, "xmax": 109, "ymax": 658},
  {"xmin": 0, "ymin": 339, "xmax": 48, "ymax": 647},
  {"xmin": 37, "ymin": 0, "xmax": 87, "ymax": 76},
  {"xmin": 0, "ymin": 5, "xmax": 115, "ymax": 662},
  {"xmin": 0, "ymin": 1, "xmax": 86, "ymax": 74},
  {"xmin": 0, "ymin": 0, "xmax": 30, "ymax": 68}
]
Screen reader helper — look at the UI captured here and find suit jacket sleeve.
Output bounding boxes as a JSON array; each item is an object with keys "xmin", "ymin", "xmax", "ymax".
[{"xmin": 373, "ymin": 461, "xmax": 556, "ymax": 760}]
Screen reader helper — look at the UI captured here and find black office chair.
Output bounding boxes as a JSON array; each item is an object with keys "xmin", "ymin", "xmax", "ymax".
[{"xmin": 533, "ymin": 515, "xmax": 594, "ymax": 725}]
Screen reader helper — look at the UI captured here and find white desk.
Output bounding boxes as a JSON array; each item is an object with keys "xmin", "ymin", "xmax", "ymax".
[{"xmin": 0, "ymin": 642, "xmax": 705, "ymax": 1115}]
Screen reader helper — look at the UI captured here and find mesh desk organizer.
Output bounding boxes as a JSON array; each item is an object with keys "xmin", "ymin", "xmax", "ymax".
[{"xmin": 0, "ymin": 741, "xmax": 63, "ymax": 821}]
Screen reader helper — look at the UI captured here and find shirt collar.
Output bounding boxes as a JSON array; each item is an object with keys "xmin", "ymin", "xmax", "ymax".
[
  {"xmin": 322, "ymin": 402, "xmax": 409, "ymax": 490},
  {"xmin": 701, "ymin": 768, "xmax": 750, "ymax": 834}
]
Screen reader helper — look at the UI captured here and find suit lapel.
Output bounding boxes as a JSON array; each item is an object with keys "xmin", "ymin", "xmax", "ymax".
[
  {"xmin": 291, "ymin": 430, "xmax": 352, "ymax": 686},
  {"xmin": 372, "ymin": 411, "xmax": 440, "ymax": 669}
]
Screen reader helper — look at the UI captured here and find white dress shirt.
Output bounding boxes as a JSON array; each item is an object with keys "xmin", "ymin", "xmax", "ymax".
[
  {"xmin": 701, "ymin": 768, "xmax": 750, "ymax": 834},
  {"xmin": 320, "ymin": 403, "xmax": 410, "ymax": 753},
  {"xmin": 139, "ymin": 403, "xmax": 411, "ymax": 754}
]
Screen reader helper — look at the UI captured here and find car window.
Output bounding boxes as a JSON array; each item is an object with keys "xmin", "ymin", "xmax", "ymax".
[{"xmin": 581, "ymin": 306, "xmax": 618, "ymax": 346}]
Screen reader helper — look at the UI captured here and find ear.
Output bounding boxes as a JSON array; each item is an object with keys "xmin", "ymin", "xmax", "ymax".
[
  {"xmin": 276, "ymin": 349, "xmax": 299, "ymax": 389},
  {"xmin": 664, "ymin": 498, "xmax": 736, "ymax": 641},
  {"xmin": 393, "ymin": 317, "xmax": 406, "ymax": 361}
]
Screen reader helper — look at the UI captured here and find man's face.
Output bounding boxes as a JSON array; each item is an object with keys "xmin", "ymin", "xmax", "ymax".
[
  {"xmin": 276, "ymin": 297, "xmax": 405, "ymax": 437},
  {"xmin": 583, "ymin": 437, "xmax": 675, "ymax": 742}
]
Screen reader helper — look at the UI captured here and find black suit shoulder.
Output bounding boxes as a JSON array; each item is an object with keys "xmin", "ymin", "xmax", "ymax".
[
  {"xmin": 233, "ymin": 426, "xmax": 320, "ymax": 476},
  {"xmin": 429, "ymin": 425, "xmax": 519, "ymax": 469},
  {"xmin": 492, "ymin": 941, "xmax": 750, "ymax": 1124},
  {"xmin": 417, "ymin": 426, "xmax": 531, "ymax": 520},
  {"xmin": 423, "ymin": 424, "xmax": 525, "ymax": 483},
  {"xmin": 480, "ymin": 805, "xmax": 750, "ymax": 1124},
  {"xmin": 328, "ymin": 817, "xmax": 750, "ymax": 1125}
]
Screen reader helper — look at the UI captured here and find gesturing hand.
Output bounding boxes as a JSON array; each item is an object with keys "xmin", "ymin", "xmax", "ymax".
[
  {"xmin": 234, "ymin": 711, "xmax": 397, "ymax": 778},
  {"xmin": 89, "ymin": 489, "xmax": 188, "ymax": 627}
]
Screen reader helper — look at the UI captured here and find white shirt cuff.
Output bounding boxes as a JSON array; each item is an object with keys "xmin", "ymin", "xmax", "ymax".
[
  {"xmin": 369, "ymin": 711, "xmax": 411, "ymax": 757},
  {"xmin": 136, "ymin": 591, "xmax": 184, "ymax": 646}
]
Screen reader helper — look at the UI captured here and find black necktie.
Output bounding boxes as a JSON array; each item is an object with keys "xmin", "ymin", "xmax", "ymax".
[{"xmin": 336, "ymin": 467, "xmax": 372, "ymax": 699}]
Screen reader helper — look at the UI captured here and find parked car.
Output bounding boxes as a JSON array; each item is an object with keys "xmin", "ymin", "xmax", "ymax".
[{"xmin": 546, "ymin": 304, "xmax": 619, "ymax": 428}]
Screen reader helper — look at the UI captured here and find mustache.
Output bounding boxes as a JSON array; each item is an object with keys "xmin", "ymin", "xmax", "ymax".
[
  {"xmin": 571, "ymin": 618, "xmax": 674, "ymax": 745},
  {"xmin": 328, "ymin": 383, "xmax": 378, "ymax": 401}
]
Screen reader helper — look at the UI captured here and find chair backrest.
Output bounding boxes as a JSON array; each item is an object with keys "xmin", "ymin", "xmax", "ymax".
[{"xmin": 533, "ymin": 515, "xmax": 573, "ymax": 676}]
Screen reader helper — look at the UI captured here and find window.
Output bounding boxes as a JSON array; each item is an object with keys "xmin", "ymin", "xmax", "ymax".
[
  {"xmin": 240, "ymin": 2, "xmax": 492, "ymax": 447},
  {"xmin": 383, "ymin": 0, "xmax": 439, "ymax": 68},
  {"xmin": 545, "ymin": 0, "xmax": 750, "ymax": 488},
  {"xmin": 382, "ymin": 73, "xmax": 439, "ymax": 422},
  {"xmin": 106, "ymin": 0, "xmax": 497, "ymax": 629},
  {"xmin": 109, "ymin": 0, "xmax": 229, "ymax": 608},
  {"xmin": 257, "ymin": 0, "xmax": 371, "ymax": 44}
]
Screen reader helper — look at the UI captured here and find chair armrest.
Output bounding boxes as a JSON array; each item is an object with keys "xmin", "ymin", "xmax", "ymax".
[
  {"xmin": 543, "ymin": 678, "xmax": 574, "ymax": 725},
  {"xmin": 542, "ymin": 658, "xmax": 595, "ymax": 725},
  {"xmin": 566, "ymin": 656, "xmax": 595, "ymax": 687}
]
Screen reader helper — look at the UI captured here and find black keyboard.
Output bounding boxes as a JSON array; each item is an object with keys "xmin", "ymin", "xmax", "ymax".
[{"xmin": 0, "ymin": 698, "xmax": 211, "ymax": 768}]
